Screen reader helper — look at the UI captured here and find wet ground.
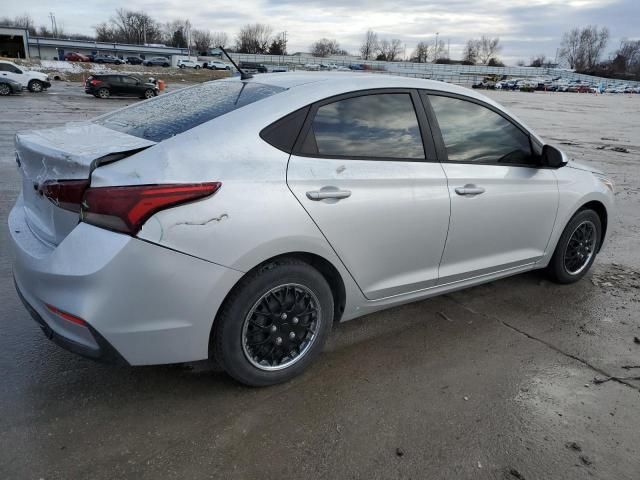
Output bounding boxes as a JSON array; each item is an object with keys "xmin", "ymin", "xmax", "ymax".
[{"xmin": 0, "ymin": 84, "xmax": 639, "ymax": 479}]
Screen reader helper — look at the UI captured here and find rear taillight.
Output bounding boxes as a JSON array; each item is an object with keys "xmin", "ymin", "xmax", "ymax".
[
  {"xmin": 46, "ymin": 304, "xmax": 88, "ymax": 327},
  {"xmin": 40, "ymin": 179, "xmax": 90, "ymax": 213},
  {"xmin": 89, "ymin": 79, "xmax": 101, "ymax": 86},
  {"xmin": 81, "ymin": 183, "xmax": 221, "ymax": 235}
]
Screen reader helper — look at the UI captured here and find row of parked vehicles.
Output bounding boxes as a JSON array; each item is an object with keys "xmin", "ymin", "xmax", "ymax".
[
  {"xmin": 473, "ymin": 76, "xmax": 640, "ymax": 94},
  {"xmin": 63, "ymin": 51, "xmax": 233, "ymax": 70}
]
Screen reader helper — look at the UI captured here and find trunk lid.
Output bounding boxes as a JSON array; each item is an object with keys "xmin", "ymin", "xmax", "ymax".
[{"xmin": 16, "ymin": 122, "xmax": 155, "ymax": 246}]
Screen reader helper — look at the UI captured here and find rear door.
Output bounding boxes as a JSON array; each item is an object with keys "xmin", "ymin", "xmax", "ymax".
[
  {"xmin": 422, "ymin": 93, "xmax": 558, "ymax": 284},
  {"xmin": 287, "ymin": 89, "xmax": 451, "ymax": 300}
]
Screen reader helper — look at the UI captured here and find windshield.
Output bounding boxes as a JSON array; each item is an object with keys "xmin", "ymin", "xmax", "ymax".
[{"xmin": 96, "ymin": 80, "xmax": 285, "ymax": 142}]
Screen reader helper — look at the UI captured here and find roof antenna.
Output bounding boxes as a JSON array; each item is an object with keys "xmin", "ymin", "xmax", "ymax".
[{"xmin": 218, "ymin": 46, "xmax": 253, "ymax": 80}]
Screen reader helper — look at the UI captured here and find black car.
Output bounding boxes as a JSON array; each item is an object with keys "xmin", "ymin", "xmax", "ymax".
[
  {"xmin": 93, "ymin": 55, "xmax": 123, "ymax": 65},
  {"xmin": 85, "ymin": 74, "xmax": 159, "ymax": 99},
  {"xmin": 0, "ymin": 77, "xmax": 22, "ymax": 95},
  {"xmin": 126, "ymin": 56, "xmax": 144, "ymax": 65},
  {"xmin": 238, "ymin": 61, "xmax": 267, "ymax": 73},
  {"xmin": 143, "ymin": 57, "xmax": 170, "ymax": 67}
]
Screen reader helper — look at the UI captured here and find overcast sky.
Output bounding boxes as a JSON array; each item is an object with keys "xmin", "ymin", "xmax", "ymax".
[{"xmin": 5, "ymin": 0, "xmax": 638, "ymax": 64}]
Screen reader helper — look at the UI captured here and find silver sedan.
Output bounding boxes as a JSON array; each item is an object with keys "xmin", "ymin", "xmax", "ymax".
[{"xmin": 10, "ymin": 73, "xmax": 615, "ymax": 385}]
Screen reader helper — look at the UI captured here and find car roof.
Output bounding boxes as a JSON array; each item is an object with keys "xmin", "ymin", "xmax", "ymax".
[{"xmin": 245, "ymin": 72, "xmax": 488, "ymax": 100}]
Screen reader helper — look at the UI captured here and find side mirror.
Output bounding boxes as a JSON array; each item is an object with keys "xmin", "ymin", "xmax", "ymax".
[{"xmin": 541, "ymin": 144, "xmax": 567, "ymax": 168}]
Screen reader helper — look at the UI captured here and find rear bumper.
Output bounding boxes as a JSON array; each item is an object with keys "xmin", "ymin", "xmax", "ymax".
[
  {"xmin": 9, "ymin": 194, "xmax": 243, "ymax": 365},
  {"xmin": 14, "ymin": 277, "xmax": 128, "ymax": 364}
]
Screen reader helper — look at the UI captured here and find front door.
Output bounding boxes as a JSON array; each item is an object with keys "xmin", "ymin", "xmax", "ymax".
[
  {"xmin": 287, "ymin": 90, "xmax": 451, "ymax": 300},
  {"xmin": 423, "ymin": 93, "xmax": 559, "ymax": 284}
]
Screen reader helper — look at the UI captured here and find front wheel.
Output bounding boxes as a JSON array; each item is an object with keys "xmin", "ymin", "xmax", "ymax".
[
  {"xmin": 142, "ymin": 89, "xmax": 156, "ymax": 99},
  {"xmin": 547, "ymin": 209, "xmax": 601, "ymax": 284},
  {"xmin": 213, "ymin": 259, "xmax": 334, "ymax": 386},
  {"xmin": 28, "ymin": 80, "xmax": 44, "ymax": 92},
  {"xmin": 195, "ymin": 65, "xmax": 201, "ymax": 69}
]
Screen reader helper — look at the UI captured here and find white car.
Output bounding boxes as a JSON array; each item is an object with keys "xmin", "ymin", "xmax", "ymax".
[
  {"xmin": 204, "ymin": 60, "xmax": 231, "ymax": 70},
  {"xmin": 304, "ymin": 63, "xmax": 321, "ymax": 71},
  {"xmin": 0, "ymin": 60, "xmax": 50, "ymax": 92},
  {"xmin": 10, "ymin": 73, "xmax": 614, "ymax": 386},
  {"xmin": 177, "ymin": 59, "xmax": 202, "ymax": 69}
]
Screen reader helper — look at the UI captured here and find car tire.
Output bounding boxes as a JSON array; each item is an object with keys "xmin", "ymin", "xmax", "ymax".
[
  {"xmin": 142, "ymin": 89, "xmax": 156, "ymax": 99},
  {"xmin": 28, "ymin": 80, "xmax": 44, "ymax": 93},
  {"xmin": 163, "ymin": 63, "xmax": 169, "ymax": 67},
  {"xmin": 195, "ymin": 65, "xmax": 201, "ymax": 69},
  {"xmin": 0, "ymin": 84, "xmax": 11, "ymax": 96},
  {"xmin": 547, "ymin": 209, "xmax": 601, "ymax": 284},
  {"xmin": 179, "ymin": 64, "xmax": 184, "ymax": 69},
  {"xmin": 97, "ymin": 87, "xmax": 110, "ymax": 99},
  {"xmin": 213, "ymin": 258, "xmax": 334, "ymax": 386}
]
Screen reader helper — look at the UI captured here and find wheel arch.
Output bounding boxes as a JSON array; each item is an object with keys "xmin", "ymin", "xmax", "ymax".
[
  {"xmin": 208, "ymin": 251, "xmax": 347, "ymax": 357},
  {"xmin": 577, "ymin": 200, "xmax": 608, "ymax": 252}
]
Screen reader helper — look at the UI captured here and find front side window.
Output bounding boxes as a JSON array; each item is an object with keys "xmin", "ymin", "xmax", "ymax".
[
  {"xmin": 428, "ymin": 95, "xmax": 533, "ymax": 165},
  {"xmin": 300, "ymin": 93, "xmax": 424, "ymax": 159}
]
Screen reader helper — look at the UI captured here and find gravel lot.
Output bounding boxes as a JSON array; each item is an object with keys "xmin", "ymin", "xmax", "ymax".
[{"xmin": 0, "ymin": 82, "xmax": 639, "ymax": 479}]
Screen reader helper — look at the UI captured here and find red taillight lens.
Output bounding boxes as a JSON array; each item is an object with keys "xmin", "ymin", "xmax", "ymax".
[
  {"xmin": 40, "ymin": 179, "xmax": 90, "ymax": 213},
  {"xmin": 81, "ymin": 183, "xmax": 221, "ymax": 235},
  {"xmin": 89, "ymin": 79, "xmax": 101, "ymax": 86}
]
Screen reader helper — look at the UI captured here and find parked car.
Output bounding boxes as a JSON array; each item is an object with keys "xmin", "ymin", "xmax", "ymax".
[
  {"xmin": 126, "ymin": 56, "xmax": 144, "ymax": 65},
  {"xmin": 304, "ymin": 63, "xmax": 321, "ymax": 71},
  {"xmin": 239, "ymin": 61, "xmax": 267, "ymax": 73},
  {"xmin": 0, "ymin": 77, "xmax": 22, "ymax": 95},
  {"xmin": 64, "ymin": 52, "xmax": 90, "ymax": 62},
  {"xmin": 203, "ymin": 60, "xmax": 231, "ymax": 70},
  {"xmin": 143, "ymin": 57, "xmax": 170, "ymax": 67},
  {"xmin": 93, "ymin": 55, "xmax": 123, "ymax": 65},
  {"xmin": 84, "ymin": 74, "xmax": 159, "ymax": 99},
  {"xmin": 0, "ymin": 60, "xmax": 50, "ymax": 92},
  {"xmin": 9, "ymin": 73, "xmax": 614, "ymax": 386},
  {"xmin": 177, "ymin": 59, "xmax": 202, "ymax": 69}
]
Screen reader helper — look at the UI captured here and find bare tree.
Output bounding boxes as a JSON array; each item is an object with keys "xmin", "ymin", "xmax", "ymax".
[
  {"xmin": 109, "ymin": 9, "xmax": 163, "ymax": 44},
  {"xmin": 476, "ymin": 36, "xmax": 501, "ymax": 64},
  {"xmin": 211, "ymin": 31, "xmax": 229, "ymax": 48},
  {"xmin": 235, "ymin": 23, "xmax": 273, "ymax": 54},
  {"xmin": 559, "ymin": 28, "xmax": 581, "ymax": 69},
  {"xmin": 529, "ymin": 54, "xmax": 547, "ymax": 67},
  {"xmin": 412, "ymin": 39, "xmax": 446, "ymax": 63},
  {"xmin": 559, "ymin": 25, "xmax": 609, "ymax": 71},
  {"xmin": 614, "ymin": 39, "xmax": 640, "ymax": 72},
  {"xmin": 462, "ymin": 39, "xmax": 479, "ymax": 64},
  {"xmin": 581, "ymin": 25, "xmax": 609, "ymax": 70},
  {"xmin": 377, "ymin": 38, "xmax": 403, "ymax": 61},
  {"xmin": 192, "ymin": 29, "xmax": 212, "ymax": 53},
  {"xmin": 360, "ymin": 30, "xmax": 378, "ymax": 60},
  {"xmin": 310, "ymin": 38, "xmax": 346, "ymax": 57}
]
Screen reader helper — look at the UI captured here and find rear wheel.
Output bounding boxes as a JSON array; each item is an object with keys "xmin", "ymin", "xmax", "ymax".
[
  {"xmin": 28, "ymin": 80, "xmax": 43, "ymax": 92},
  {"xmin": 214, "ymin": 259, "xmax": 334, "ymax": 386},
  {"xmin": 97, "ymin": 87, "xmax": 110, "ymax": 99},
  {"xmin": 0, "ymin": 83, "xmax": 11, "ymax": 96},
  {"xmin": 547, "ymin": 209, "xmax": 601, "ymax": 284}
]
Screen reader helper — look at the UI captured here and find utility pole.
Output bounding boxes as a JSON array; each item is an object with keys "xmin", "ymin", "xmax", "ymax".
[{"xmin": 49, "ymin": 12, "xmax": 57, "ymax": 38}]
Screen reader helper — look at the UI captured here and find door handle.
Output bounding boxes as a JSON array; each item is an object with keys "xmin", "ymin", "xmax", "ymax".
[
  {"xmin": 306, "ymin": 189, "xmax": 352, "ymax": 201},
  {"xmin": 455, "ymin": 185, "xmax": 485, "ymax": 196}
]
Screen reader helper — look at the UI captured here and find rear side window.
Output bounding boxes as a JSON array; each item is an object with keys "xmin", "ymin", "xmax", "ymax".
[
  {"xmin": 299, "ymin": 93, "xmax": 425, "ymax": 160},
  {"xmin": 428, "ymin": 95, "xmax": 533, "ymax": 165},
  {"xmin": 96, "ymin": 81, "xmax": 284, "ymax": 142}
]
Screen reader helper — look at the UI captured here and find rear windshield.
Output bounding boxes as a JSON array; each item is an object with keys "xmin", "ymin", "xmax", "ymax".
[{"xmin": 96, "ymin": 80, "xmax": 285, "ymax": 142}]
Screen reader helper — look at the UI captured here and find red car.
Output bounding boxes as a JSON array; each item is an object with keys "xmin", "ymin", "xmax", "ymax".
[{"xmin": 64, "ymin": 52, "xmax": 90, "ymax": 62}]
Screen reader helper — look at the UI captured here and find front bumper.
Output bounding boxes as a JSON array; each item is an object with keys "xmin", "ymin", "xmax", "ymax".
[{"xmin": 9, "ymin": 194, "xmax": 243, "ymax": 365}]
